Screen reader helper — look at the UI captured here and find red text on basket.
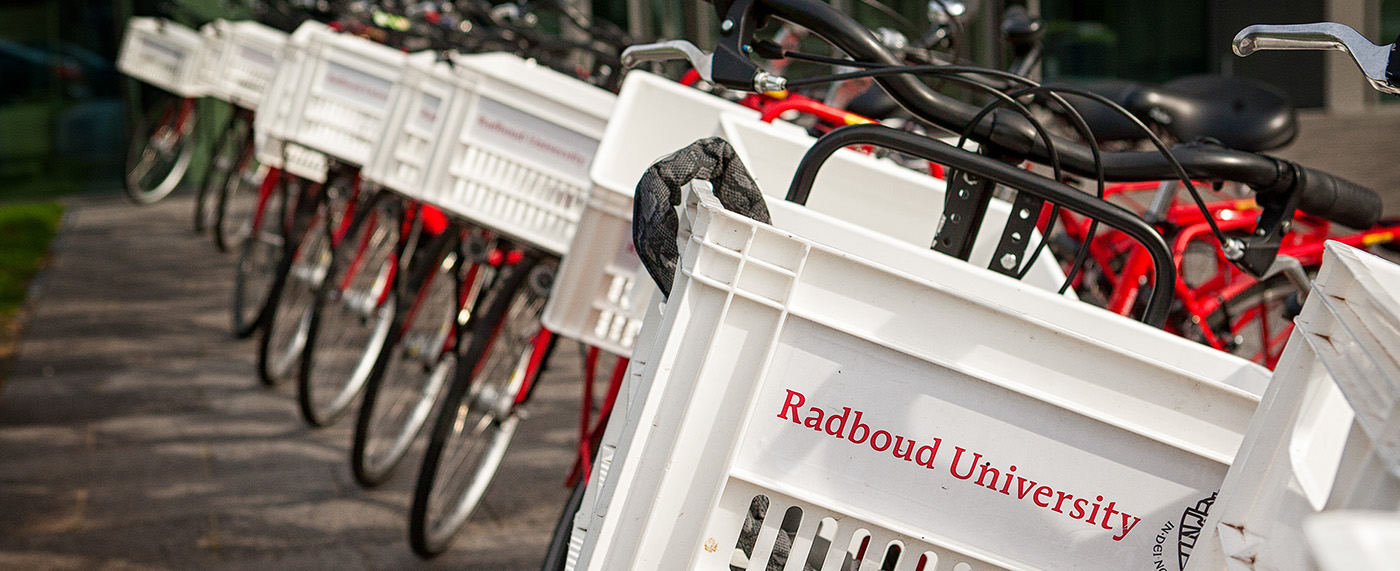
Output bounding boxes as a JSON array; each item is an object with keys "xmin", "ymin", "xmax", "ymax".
[
  {"xmin": 476, "ymin": 115, "xmax": 588, "ymax": 168},
  {"xmin": 777, "ymin": 389, "xmax": 1143, "ymax": 542}
]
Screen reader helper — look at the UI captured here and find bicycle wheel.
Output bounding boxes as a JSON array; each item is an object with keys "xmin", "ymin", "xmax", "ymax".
[
  {"xmin": 1197, "ymin": 274, "xmax": 1299, "ymax": 369},
  {"xmin": 409, "ymin": 257, "xmax": 554, "ymax": 558},
  {"xmin": 125, "ymin": 95, "xmax": 198, "ymax": 204},
  {"xmin": 214, "ymin": 142, "xmax": 264, "ymax": 253},
  {"xmin": 351, "ymin": 240, "xmax": 483, "ymax": 487},
  {"xmin": 230, "ymin": 174, "xmax": 295, "ymax": 339},
  {"xmin": 297, "ymin": 194, "xmax": 403, "ymax": 427},
  {"xmin": 258, "ymin": 191, "xmax": 336, "ymax": 387},
  {"xmin": 540, "ymin": 481, "xmax": 587, "ymax": 571},
  {"xmin": 195, "ymin": 111, "xmax": 249, "ymax": 233}
]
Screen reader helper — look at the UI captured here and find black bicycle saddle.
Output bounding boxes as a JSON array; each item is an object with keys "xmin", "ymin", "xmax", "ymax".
[
  {"xmin": 1048, "ymin": 75, "xmax": 1298, "ymax": 152},
  {"xmin": 1130, "ymin": 74, "xmax": 1298, "ymax": 152}
]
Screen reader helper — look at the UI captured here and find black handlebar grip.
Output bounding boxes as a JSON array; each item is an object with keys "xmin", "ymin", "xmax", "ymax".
[{"xmin": 1296, "ymin": 165, "xmax": 1383, "ymax": 229}]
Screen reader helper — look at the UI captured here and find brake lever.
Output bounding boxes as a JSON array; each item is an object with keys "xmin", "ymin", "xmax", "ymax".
[
  {"xmin": 622, "ymin": 40, "xmax": 715, "ymax": 80},
  {"xmin": 621, "ymin": 39, "xmax": 789, "ymax": 93},
  {"xmin": 1234, "ymin": 22, "xmax": 1400, "ymax": 95}
]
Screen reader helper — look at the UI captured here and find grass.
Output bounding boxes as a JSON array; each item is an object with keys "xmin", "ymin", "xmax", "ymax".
[{"xmin": 0, "ymin": 201, "xmax": 64, "ymax": 377}]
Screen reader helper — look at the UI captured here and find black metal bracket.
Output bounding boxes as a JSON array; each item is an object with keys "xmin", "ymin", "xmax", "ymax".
[
  {"xmin": 989, "ymin": 191, "xmax": 1045, "ymax": 278},
  {"xmin": 932, "ymin": 168, "xmax": 996, "ymax": 261},
  {"xmin": 712, "ymin": 0, "xmax": 765, "ymax": 91},
  {"xmin": 1231, "ymin": 163, "xmax": 1304, "ymax": 276}
]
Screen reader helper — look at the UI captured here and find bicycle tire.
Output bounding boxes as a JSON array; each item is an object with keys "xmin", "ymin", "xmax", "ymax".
[
  {"xmin": 540, "ymin": 481, "xmax": 587, "ymax": 571},
  {"xmin": 258, "ymin": 189, "xmax": 336, "ymax": 387},
  {"xmin": 230, "ymin": 177, "xmax": 293, "ymax": 339},
  {"xmin": 1197, "ymin": 274, "xmax": 1300, "ymax": 368},
  {"xmin": 194, "ymin": 111, "xmax": 247, "ymax": 233},
  {"xmin": 213, "ymin": 142, "xmax": 263, "ymax": 253},
  {"xmin": 408, "ymin": 256, "xmax": 553, "ymax": 558},
  {"xmin": 125, "ymin": 95, "xmax": 198, "ymax": 205},
  {"xmin": 297, "ymin": 193, "xmax": 403, "ymax": 427},
  {"xmin": 351, "ymin": 238, "xmax": 485, "ymax": 487}
]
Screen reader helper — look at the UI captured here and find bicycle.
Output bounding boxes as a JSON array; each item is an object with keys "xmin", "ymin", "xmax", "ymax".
[
  {"xmin": 270, "ymin": 3, "xmax": 503, "ymax": 427},
  {"xmin": 1012, "ymin": 57, "xmax": 1400, "ymax": 367},
  {"xmin": 210, "ymin": 118, "xmax": 267, "ymax": 252},
  {"xmin": 552, "ymin": 0, "xmax": 1385, "ymax": 567},
  {"xmin": 243, "ymin": 7, "xmax": 418, "ymax": 390},
  {"xmin": 229, "ymin": 165, "xmax": 305, "ymax": 339},
  {"xmin": 349, "ymin": 209, "xmax": 490, "ymax": 484},
  {"xmin": 1048, "ymin": 179, "xmax": 1400, "ymax": 368},
  {"xmin": 360, "ymin": 2, "xmax": 630, "ymax": 559},
  {"xmin": 124, "ymin": 93, "xmax": 204, "ymax": 205},
  {"xmin": 194, "ymin": 107, "xmax": 254, "ymax": 234},
  {"xmin": 120, "ymin": 7, "xmax": 255, "ymax": 206},
  {"xmin": 256, "ymin": 169, "xmax": 360, "ymax": 387},
  {"xmin": 190, "ymin": 18, "xmax": 290, "ymax": 246}
]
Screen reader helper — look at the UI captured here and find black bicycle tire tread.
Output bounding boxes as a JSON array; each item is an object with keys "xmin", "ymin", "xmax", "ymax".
[
  {"xmin": 408, "ymin": 256, "xmax": 539, "ymax": 558},
  {"xmin": 540, "ymin": 481, "xmax": 587, "ymax": 571},
  {"xmin": 230, "ymin": 184, "xmax": 288, "ymax": 339},
  {"xmin": 297, "ymin": 191, "xmax": 399, "ymax": 427},
  {"xmin": 351, "ymin": 229, "xmax": 462, "ymax": 487},
  {"xmin": 194, "ymin": 113, "xmax": 241, "ymax": 233}
]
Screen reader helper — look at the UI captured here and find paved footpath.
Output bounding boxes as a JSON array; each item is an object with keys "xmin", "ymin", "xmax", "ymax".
[{"xmin": 0, "ymin": 193, "xmax": 580, "ymax": 570}]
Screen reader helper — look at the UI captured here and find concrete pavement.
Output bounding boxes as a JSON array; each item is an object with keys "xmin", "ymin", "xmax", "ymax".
[{"xmin": 0, "ymin": 193, "xmax": 581, "ymax": 570}]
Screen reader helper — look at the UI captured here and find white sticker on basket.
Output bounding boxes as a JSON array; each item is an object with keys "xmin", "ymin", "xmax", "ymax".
[
  {"xmin": 613, "ymin": 233, "xmax": 641, "ymax": 271},
  {"xmin": 319, "ymin": 61, "xmax": 394, "ymax": 109},
  {"xmin": 410, "ymin": 92, "xmax": 443, "ymax": 133},
  {"xmin": 733, "ymin": 321, "xmax": 1226, "ymax": 570},
  {"xmin": 466, "ymin": 97, "xmax": 598, "ymax": 181},
  {"xmin": 237, "ymin": 45, "xmax": 278, "ymax": 72},
  {"xmin": 139, "ymin": 37, "xmax": 186, "ymax": 67}
]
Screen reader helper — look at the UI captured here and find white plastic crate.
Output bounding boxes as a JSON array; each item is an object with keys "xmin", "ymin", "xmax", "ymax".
[
  {"xmin": 416, "ymin": 52, "xmax": 616, "ymax": 255},
  {"xmin": 1305, "ymin": 511, "xmax": 1400, "ymax": 571},
  {"xmin": 253, "ymin": 21, "xmax": 331, "ymax": 183},
  {"xmin": 542, "ymin": 71, "xmax": 759, "ymax": 357},
  {"xmin": 1184, "ymin": 243, "xmax": 1400, "ymax": 571},
  {"xmin": 566, "ymin": 179, "xmax": 1272, "ymax": 571},
  {"xmin": 116, "ymin": 17, "xmax": 207, "ymax": 98},
  {"xmin": 720, "ymin": 113, "xmax": 1072, "ymax": 293},
  {"xmin": 194, "ymin": 22, "xmax": 228, "ymax": 101},
  {"xmin": 361, "ymin": 53, "xmax": 476, "ymax": 195},
  {"xmin": 279, "ymin": 29, "xmax": 414, "ymax": 168},
  {"xmin": 542, "ymin": 71, "xmax": 1070, "ymax": 358},
  {"xmin": 199, "ymin": 20, "xmax": 288, "ymax": 110}
]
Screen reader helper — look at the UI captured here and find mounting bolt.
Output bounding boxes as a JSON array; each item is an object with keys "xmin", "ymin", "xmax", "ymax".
[
  {"xmin": 720, "ymin": 19, "xmax": 734, "ymax": 33},
  {"xmin": 1000, "ymin": 253, "xmax": 1018, "ymax": 270},
  {"xmin": 1223, "ymin": 238, "xmax": 1246, "ymax": 260}
]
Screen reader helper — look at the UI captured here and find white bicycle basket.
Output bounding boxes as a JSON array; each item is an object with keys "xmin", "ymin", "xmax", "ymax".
[
  {"xmin": 543, "ymin": 71, "xmax": 1070, "ymax": 359},
  {"xmin": 252, "ymin": 21, "xmax": 331, "ymax": 182},
  {"xmin": 362, "ymin": 52, "xmax": 476, "ymax": 196},
  {"xmin": 281, "ymin": 28, "xmax": 412, "ymax": 169},
  {"xmin": 1184, "ymin": 243, "xmax": 1400, "ymax": 571},
  {"xmin": 198, "ymin": 20, "xmax": 288, "ymax": 110},
  {"xmin": 116, "ymin": 17, "xmax": 207, "ymax": 98},
  {"xmin": 414, "ymin": 52, "xmax": 616, "ymax": 256},
  {"xmin": 565, "ymin": 176, "xmax": 1271, "ymax": 571},
  {"xmin": 543, "ymin": 71, "xmax": 759, "ymax": 357}
]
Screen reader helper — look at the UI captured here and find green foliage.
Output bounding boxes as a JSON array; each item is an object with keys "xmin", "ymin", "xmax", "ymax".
[{"xmin": 0, "ymin": 201, "xmax": 63, "ymax": 317}]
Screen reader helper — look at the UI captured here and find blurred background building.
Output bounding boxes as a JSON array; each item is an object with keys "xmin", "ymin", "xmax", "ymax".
[{"xmin": 0, "ymin": 0, "xmax": 1396, "ymax": 200}]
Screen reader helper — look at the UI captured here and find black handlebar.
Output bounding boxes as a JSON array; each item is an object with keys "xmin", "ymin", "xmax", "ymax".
[
  {"xmin": 1293, "ymin": 165, "xmax": 1384, "ymax": 229},
  {"xmin": 712, "ymin": 0, "xmax": 1383, "ymax": 230}
]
